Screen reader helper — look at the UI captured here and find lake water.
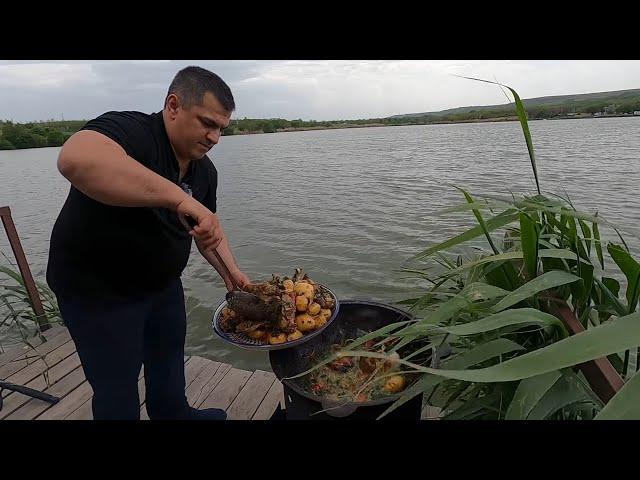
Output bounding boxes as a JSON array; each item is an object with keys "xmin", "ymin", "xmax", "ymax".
[{"xmin": 1, "ymin": 116, "xmax": 639, "ymax": 371}]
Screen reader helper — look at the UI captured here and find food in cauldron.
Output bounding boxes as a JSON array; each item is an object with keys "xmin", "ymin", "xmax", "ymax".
[
  {"xmin": 219, "ymin": 267, "xmax": 336, "ymax": 345},
  {"xmin": 306, "ymin": 337, "xmax": 411, "ymax": 402}
]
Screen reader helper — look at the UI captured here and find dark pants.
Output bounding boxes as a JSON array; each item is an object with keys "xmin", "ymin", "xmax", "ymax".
[{"xmin": 57, "ymin": 278, "xmax": 190, "ymax": 420}]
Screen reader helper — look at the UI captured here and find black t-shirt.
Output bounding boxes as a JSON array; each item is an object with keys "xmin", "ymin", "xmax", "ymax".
[{"xmin": 46, "ymin": 110, "xmax": 218, "ymax": 300}]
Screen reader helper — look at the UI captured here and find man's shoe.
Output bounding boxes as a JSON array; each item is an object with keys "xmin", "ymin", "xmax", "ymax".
[{"xmin": 188, "ymin": 406, "xmax": 227, "ymax": 420}]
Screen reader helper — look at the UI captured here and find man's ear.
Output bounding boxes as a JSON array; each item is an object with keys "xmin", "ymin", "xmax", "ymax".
[{"xmin": 165, "ymin": 93, "xmax": 180, "ymax": 115}]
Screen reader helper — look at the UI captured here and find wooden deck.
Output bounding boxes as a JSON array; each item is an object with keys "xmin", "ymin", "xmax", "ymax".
[{"xmin": 0, "ymin": 325, "xmax": 283, "ymax": 420}]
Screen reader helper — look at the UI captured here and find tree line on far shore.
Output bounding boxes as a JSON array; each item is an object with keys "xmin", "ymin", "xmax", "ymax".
[{"xmin": 2, "ymin": 93, "xmax": 639, "ymax": 150}]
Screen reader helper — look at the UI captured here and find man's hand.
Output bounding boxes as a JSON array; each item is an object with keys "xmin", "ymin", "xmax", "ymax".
[
  {"xmin": 176, "ymin": 196, "xmax": 223, "ymax": 251},
  {"xmin": 223, "ymin": 270, "xmax": 251, "ymax": 292},
  {"xmin": 232, "ymin": 270, "xmax": 251, "ymax": 290}
]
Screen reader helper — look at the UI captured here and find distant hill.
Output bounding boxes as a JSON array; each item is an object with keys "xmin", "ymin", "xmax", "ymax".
[{"xmin": 389, "ymin": 88, "xmax": 640, "ymax": 119}]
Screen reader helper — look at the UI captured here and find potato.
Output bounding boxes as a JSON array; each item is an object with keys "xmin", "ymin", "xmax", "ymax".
[
  {"xmin": 308, "ymin": 302, "xmax": 321, "ymax": 315},
  {"xmin": 287, "ymin": 330, "xmax": 304, "ymax": 341},
  {"xmin": 313, "ymin": 315, "xmax": 327, "ymax": 328},
  {"xmin": 282, "ymin": 279, "xmax": 294, "ymax": 292},
  {"xmin": 268, "ymin": 332, "xmax": 287, "ymax": 345},
  {"xmin": 318, "ymin": 309, "xmax": 332, "ymax": 323},
  {"xmin": 247, "ymin": 329, "xmax": 266, "ymax": 340},
  {"xmin": 294, "ymin": 282, "xmax": 315, "ymax": 300},
  {"xmin": 295, "ymin": 295, "xmax": 309, "ymax": 312},
  {"xmin": 383, "ymin": 375, "xmax": 406, "ymax": 393},
  {"xmin": 295, "ymin": 313, "xmax": 316, "ymax": 332},
  {"xmin": 294, "ymin": 282, "xmax": 310, "ymax": 295}
]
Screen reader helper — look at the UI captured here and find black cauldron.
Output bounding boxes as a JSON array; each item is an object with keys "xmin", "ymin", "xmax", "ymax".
[{"xmin": 269, "ymin": 300, "xmax": 429, "ymax": 420}]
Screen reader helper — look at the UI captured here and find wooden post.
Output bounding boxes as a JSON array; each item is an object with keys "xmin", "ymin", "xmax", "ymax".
[
  {"xmin": 0, "ymin": 206, "xmax": 50, "ymax": 331},
  {"xmin": 545, "ymin": 296, "xmax": 624, "ymax": 403}
]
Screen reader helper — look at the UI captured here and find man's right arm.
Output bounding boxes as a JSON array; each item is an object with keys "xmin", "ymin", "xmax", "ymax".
[
  {"xmin": 58, "ymin": 130, "xmax": 187, "ymax": 210},
  {"xmin": 58, "ymin": 130, "xmax": 223, "ymax": 250}
]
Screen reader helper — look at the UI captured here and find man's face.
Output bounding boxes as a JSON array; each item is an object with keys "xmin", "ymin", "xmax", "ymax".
[{"xmin": 168, "ymin": 91, "xmax": 231, "ymax": 161}]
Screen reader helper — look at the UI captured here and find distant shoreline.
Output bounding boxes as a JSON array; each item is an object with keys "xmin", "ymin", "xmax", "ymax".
[
  {"xmin": 228, "ymin": 113, "xmax": 638, "ymax": 136},
  {"xmin": 4, "ymin": 84, "xmax": 639, "ymax": 150},
  {"xmin": 1, "ymin": 114, "xmax": 638, "ymax": 151}
]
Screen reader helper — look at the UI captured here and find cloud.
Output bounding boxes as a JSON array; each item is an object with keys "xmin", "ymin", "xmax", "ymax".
[
  {"xmin": 0, "ymin": 62, "xmax": 100, "ymax": 89},
  {"xmin": 1, "ymin": 60, "xmax": 639, "ymax": 122}
]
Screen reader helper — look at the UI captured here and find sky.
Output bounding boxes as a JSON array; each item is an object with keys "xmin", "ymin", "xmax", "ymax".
[{"xmin": 1, "ymin": 60, "xmax": 639, "ymax": 123}]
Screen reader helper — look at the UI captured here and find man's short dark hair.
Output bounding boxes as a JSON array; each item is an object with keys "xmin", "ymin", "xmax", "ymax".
[{"xmin": 166, "ymin": 66, "xmax": 235, "ymax": 112}]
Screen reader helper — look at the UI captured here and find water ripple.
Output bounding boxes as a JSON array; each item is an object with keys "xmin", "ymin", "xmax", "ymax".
[{"xmin": 1, "ymin": 117, "xmax": 638, "ymax": 371}]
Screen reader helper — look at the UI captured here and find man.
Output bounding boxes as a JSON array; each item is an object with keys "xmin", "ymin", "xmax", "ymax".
[{"xmin": 46, "ymin": 66, "xmax": 250, "ymax": 420}]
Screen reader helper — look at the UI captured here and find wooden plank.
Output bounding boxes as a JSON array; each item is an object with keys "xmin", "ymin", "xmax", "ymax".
[
  {"xmin": 37, "ymin": 380, "xmax": 94, "ymax": 420},
  {"xmin": 2, "ymin": 349, "xmax": 282, "ymax": 421},
  {"xmin": 5, "ymin": 347, "xmax": 196, "ymax": 421},
  {"xmin": 2, "ymin": 339, "xmax": 77, "ymax": 392},
  {"xmin": 42, "ymin": 325, "xmax": 67, "ymax": 339},
  {"xmin": 0, "ymin": 326, "xmax": 67, "ymax": 369},
  {"xmin": 252, "ymin": 379, "xmax": 284, "ymax": 420},
  {"xmin": 0, "ymin": 324, "xmax": 65, "ymax": 368},
  {"xmin": 0, "ymin": 329, "xmax": 71, "ymax": 379},
  {"xmin": 193, "ymin": 363, "xmax": 232, "ymax": 408},
  {"xmin": 0, "ymin": 328, "xmax": 71, "ymax": 372},
  {"xmin": 185, "ymin": 361, "xmax": 222, "ymax": 407},
  {"xmin": 0, "ymin": 353, "xmax": 81, "ymax": 419},
  {"xmin": 198, "ymin": 368, "xmax": 252, "ymax": 411},
  {"xmin": 184, "ymin": 356, "xmax": 211, "ymax": 385},
  {"xmin": 0, "ymin": 343, "xmax": 34, "ymax": 369},
  {"xmin": 4, "ymin": 366, "xmax": 86, "ymax": 420},
  {"xmin": 65, "ymin": 395, "xmax": 93, "ymax": 420},
  {"xmin": 227, "ymin": 370, "xmax": 276, "ymax": 420},
  {"xmin": 422, "ymin": 406, "xmax": 442, "ymax": 420}
]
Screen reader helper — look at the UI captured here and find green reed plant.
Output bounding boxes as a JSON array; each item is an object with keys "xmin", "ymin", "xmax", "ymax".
[{"xmin": 287, "ymin": 79, "xmax": 640, "ymax": 420}]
